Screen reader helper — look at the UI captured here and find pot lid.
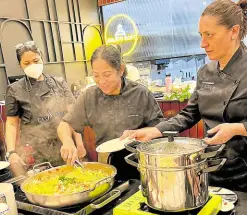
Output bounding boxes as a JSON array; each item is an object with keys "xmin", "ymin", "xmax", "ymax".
[{"xmin": 137, "ymin": 137, "xmax": 207, "ymax": 155}]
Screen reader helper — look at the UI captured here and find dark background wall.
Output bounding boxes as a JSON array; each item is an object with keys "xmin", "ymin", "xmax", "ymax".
[{"xmin": 0, "ymin": 0, "xmax": 103, "ymax": 100}]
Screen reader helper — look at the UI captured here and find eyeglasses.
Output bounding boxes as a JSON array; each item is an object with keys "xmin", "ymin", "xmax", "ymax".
[{"xmin": 15, "ymin": 41, "xmax": 36, "ymax": 50}]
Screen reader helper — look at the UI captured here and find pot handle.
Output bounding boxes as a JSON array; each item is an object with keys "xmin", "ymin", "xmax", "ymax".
[
  {"xmin": 124, "ymin": 153, "xmax": 139, "ymax": 168},
  {"xmin": 201, "ymin": 158, "xmax": 227, "ymax": 173},
  {"xmin": 141, "ymin": 186, "xmax": 148, "ymax": 197},
  {"xmin": 162, "ymin": 131, "xmax": 179, "ymax": 142},
  {"xmin": 196, "ymin": 144, "xmax": 226, "ymax": 161},
  {"xmin": 90, "ymin": 189, "xmax": 121, "ymax": 209},
  {"xmin": 90, "ymin": 180, "xmax": 129, "ymax": 209},
  {"xmin": 3, "ymin": 175, "xmax": 27, "ymax": 184},
  {"xmin": 93, "ymin": 176, "xmax": 113, "ymax": 190},
  {"xmin": 33, "ymin": 162, "xmax": 53, "ymax": 172},
  {"xmin": 124, "ymin": 141, "xmax": 141, "ymax": 153}
]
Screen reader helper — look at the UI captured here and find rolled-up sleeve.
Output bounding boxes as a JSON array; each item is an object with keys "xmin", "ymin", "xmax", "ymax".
[
  {"xmin": 5, "ymin": 85, "xmax": 19, "ymax": 116},
  {"xmin": 62, "ymin": 91, "xmax": 90, "ymax": 133}
]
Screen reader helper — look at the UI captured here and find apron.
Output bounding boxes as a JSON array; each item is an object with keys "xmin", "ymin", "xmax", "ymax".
[{"xmin": 17, "ymin": 76, "xmax": 69, "ymax": 168}]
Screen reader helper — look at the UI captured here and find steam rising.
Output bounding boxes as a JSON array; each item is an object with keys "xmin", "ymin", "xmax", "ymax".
[{"xmin": 17, "ymin": 97, "xmax": 70, "ymax": 166}]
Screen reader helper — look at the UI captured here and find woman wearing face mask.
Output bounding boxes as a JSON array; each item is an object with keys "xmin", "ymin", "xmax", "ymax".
[
  {"xmin": 57, "ymin": 45, "xmax": 163, "ymax": 179},
  {"xmin": 5, "ymin": 41, "xmax": 86, "ymax": 176}
]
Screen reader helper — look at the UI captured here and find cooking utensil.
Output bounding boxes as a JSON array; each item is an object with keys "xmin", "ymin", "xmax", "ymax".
[
  {"xmin": 125, "ymin": 152, "xmax": 226, "ymax": 212},
  {"xmin": 16, "ymin": 180, "xmax": 130, "ymax": 215},
  {"xmin": 19, "ymin": 162, "xmax": 117, "ymax": 208},
  {"xmin": 75, "ymin": 159, "xmax": 84, "ymax": 168},
  {"xmin": 124, "ymin": 131, "xmax": 226, "ymax": 212},
  {"xmin": 125, "ymin": 131, "xmax": 225, "ymax": 167}
]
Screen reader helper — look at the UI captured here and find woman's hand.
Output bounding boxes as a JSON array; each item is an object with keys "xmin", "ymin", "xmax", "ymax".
[
  {"xmin": 73, "ymin": 132, "xmax": 87, "ymax": 159},
  {"xmin": 9, "ymin": 153, "xmax": 27, "ymax": 178},
  {"xmin": 204, "ymin": 123, "xmax": 246, "ymax": 144},
  {"xmin": 60, "ymin": 137, "xmax": 78, "ymax": 165},
  {"xmin": 120, "ymin": 127, "xmax": 162, "ymax": 142},
  {"xmin": 77, "ymin": 145, "xmax": 86, "ymax": 159},
  {"xmin": 8, "ymin": 153, "xmax": 26, "ymax": 166}
]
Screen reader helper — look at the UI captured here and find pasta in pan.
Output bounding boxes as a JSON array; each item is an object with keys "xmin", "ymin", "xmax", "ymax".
[{"xmin": 24, "ymin": 166, "xmax": 109, "ymax": 195}]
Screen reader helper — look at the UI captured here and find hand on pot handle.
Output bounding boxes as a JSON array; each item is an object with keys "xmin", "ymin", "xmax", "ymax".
[
  {"xmin": 120, "ymin": 127, "xmax": 162, "ymax": 142},
  {"xmin": 60, "ymin": 137, "xmax": 78, "ymax": 165}
]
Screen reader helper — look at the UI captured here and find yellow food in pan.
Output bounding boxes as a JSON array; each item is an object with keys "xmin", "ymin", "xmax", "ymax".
[{"xmin": 24, "ymin": 167, "xmax": 109, "ymax": 195}]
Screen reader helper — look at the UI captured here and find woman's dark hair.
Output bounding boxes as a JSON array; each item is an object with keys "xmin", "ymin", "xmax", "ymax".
[
  {"xmin": 202, "ymin": 0, "xmax": 247, "ymax": 40},
  {"xmin": 113, "ymin": 44, "xmax": 122, "ymax": 53},
  {"xmin": 91, "ymin": 45, "xmax": 127, "ymax": 77},
  {"xmin": 15, "ymin": 41, "xmax": 42, "ymax": 63}
]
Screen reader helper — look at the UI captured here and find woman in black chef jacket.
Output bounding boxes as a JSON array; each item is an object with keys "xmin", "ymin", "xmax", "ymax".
[
  {"xmin": 121, "ymin": 0, "xmax": 247, "ymax": 191},
  {"xmin": 57, "ymin": 45, "xmax": 163, "ymax": 180},
  {"xmin": 5, "ymin": 41, "xmax": 86, "ymax": 176}
]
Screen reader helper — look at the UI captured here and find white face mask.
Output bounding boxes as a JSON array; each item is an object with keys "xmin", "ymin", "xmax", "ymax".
[{"xmin": 24, "ymin": 64, "xmax": 43, "ymax": 79}]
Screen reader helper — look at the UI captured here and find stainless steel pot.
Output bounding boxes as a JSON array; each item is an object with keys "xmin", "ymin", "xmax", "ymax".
[
  {"xmin": 124, "ymin": 131, "xmax": 226, "ymax": 212},
  {"xmin": 125, "ymin": 131, "xmax": 225, "ymax": 167},
  {"xmin": 20, "ymin": 162, "xmax": 117, "ymax": 208},
  {"xmin": 125, "ymin": 153, "xmax": 226, "ymax": 212}
]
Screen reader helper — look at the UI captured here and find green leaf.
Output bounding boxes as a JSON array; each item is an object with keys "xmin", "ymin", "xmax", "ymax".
[{"xmin": 163, "ymin": 85, "xmax": 192, "ymax": 101}]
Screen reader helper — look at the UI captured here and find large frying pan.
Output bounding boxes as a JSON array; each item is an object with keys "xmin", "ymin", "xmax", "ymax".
[{"xmin": 20, "ymin": 162, "xmax": 117, "ymax": 208}]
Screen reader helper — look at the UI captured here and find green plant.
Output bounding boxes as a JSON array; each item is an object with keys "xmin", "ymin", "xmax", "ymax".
[{"xmin": 164, "ymin": 85, "xmax": 192, "ymax": 102}]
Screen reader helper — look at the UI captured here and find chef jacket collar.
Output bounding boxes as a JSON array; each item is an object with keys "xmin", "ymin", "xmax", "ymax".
[{"xmin": 217, "ymin": 43, "xmax": 243, "ymax": 73}]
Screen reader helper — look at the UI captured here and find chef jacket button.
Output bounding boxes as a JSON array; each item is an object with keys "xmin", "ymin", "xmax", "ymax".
[
  {"xmin": 234, "ymin": 80, "xmax": 238, "ymax": 84},
  {"xmin": 223, "ymin": 101, "xmax": 226, "ymax": 105}
]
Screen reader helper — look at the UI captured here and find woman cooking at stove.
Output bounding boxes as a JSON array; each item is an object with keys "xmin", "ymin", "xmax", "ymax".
[
  {"xmin": 5, "ymin": 41, "xmax": 86, "ymax": 176},
  {"xmin": 57, "ymin": 45, "xmax": 163, "ymax": 170},
  {"xmin": 121, "ymin": 0, "xmax": 247, "ymax": 192}
]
